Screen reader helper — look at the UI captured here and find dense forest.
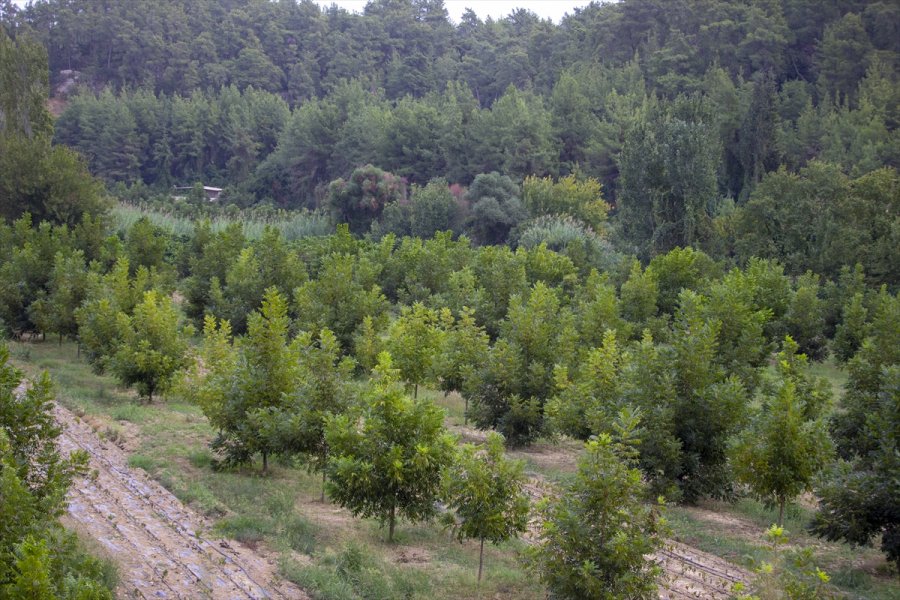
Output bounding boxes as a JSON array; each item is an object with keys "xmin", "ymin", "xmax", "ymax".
[
  {"xmin": 1, "ymin": 1, "xmax": 899, "ymax": 599},
  {"xmin": 2, "ymin": 0, "xmax": 898, "ymax": 210}
]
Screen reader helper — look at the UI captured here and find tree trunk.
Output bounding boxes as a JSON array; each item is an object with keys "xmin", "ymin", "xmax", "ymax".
[
  {"xmin": 778, "ymin": 498, "xmax": 785, "ymax": 527},
  {"xmin": 262, "ymin": 452, "xmax": 268, "ymax": 473},
  {"xmin": 59, "ymin": 333, "xmax": 62, "ymax": 346},
  {"xmin": 388, "ymin": 503, "xmax": 396, "ymax": 543},
  {"xmin": 478, "ymin": 538, "xmax": 485, "ymax": 583},
  {"xmin": 464, "ymin": 396, "xmax": 468, "ymax": 426},
  {"xmin": 414, "ymin": 383, "xmax": 418, "ymax": 399},
  {"xmin": 320, "ymin": 470, "xmax": 326, "ymax": 503}
]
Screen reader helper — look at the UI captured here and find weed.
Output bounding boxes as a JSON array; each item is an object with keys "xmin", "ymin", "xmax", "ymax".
[
  {"xmin": 216, "ymin": 515, "xmax": 276, "ymax": 546},
  {"xmin": 127, "ymin": 454, "xmax": 156, "ymax": 472},
  {"xmin": 101, "ymin": 426, "xmax": 120, "ymax": 443},
  {"xmin": 281, "ymin": 515, "xmax": 317, "ymax": 554},
  {"xmin": 187, "ymin": 449, "xmax": 213, "ymax": 469}
]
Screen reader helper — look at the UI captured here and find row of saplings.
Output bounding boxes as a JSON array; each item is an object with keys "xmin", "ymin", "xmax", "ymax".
[
  {"xmin": 150, "ymin": 289, "xmax": 840, "ymax": 599},
  {"xmin": 69, "ymin": 280, "xmax": 881, "ymax": 598},
  {"xmin": 176, "ymin": 290, "xmax": 667, "ymax": 597}
]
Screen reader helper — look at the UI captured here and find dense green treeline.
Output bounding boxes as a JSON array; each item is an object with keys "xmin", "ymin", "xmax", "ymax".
[
  {"xmin": 6, "ymin": 0, "xmax": 898, "ymax": 107},
  {"xmin": 1, "ymin": 210, "xmax": 898, "ymax": 576},
  {"xmin": 2, "ymin": 0, "xmax": 897, "ymax": 211}
]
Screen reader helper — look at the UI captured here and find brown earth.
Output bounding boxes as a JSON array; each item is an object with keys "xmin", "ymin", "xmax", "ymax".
[{"xmin": 52, "ymin": 401, "xmax": 308, "ymax": 600}]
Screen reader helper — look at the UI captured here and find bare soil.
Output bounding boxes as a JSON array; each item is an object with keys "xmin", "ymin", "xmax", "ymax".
[{"xmin": 53, "ymin": 401, "xmax": 308, "ymax": 600}]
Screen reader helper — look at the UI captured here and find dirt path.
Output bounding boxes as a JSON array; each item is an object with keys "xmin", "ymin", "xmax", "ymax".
[{"xmin": 52, "ymin": 401, "xmax": 308, "ymax": 600}]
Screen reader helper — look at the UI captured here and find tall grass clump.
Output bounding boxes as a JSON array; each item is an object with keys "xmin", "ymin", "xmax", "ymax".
[
  {"xmin": 516, "ymin": 214, "xmax": 623, "ymax": 272},
  {"xmin": 111, "ymin": 203, "xmax": 333, "ymax": 241}
]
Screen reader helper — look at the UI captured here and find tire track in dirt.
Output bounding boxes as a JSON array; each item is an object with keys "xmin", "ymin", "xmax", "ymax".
[{"xmin": 52, "ymin": 401, "xmax": 308, "ymax": 600}]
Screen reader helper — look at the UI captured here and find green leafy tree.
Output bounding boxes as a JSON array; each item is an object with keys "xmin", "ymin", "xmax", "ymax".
[
  {"xmin": 0, "ymin": 30, "xmax": 53, "ymax": 140},
  {"xmin": 252, "ymin": 327, "xmax": 356, "ymax": 499},
  {"xmin": 522, "ymin": 174, "xmax": 609, "ymax": 231},
  {"xmin": 525, "ymin": 429, "xmax": 665, "ymax": 600},
  {"xmin": 432, "ymin": 307, "xmax": 489, "ymax": 425},
  {"xmin": 833, "ymin": 292, "xmax": 868, "ymax": 362},
  {"xmin": 470, "ymin": 282, "xmax": 577, "ymax": 445},
  {"xmin": 408, "ymin": 178, "xmax": 461, "ymax": 238},
  {"xmin": 0, "ymin": 32, "xmax": 106, "ymax": 226},
  {"xmin": 670, "ymin": 290, "xmax": 749, "ymax": 502},
  {"xmin": 646, "ymin": 246, "xmax": 719, "ymax": 315},
  {"xmin": 442, "ymin": 432, "xmax": 530, "ymax": 582},
  {"xmin": 617, "ymin": 332, "xmax": 683, "ymax": 500},
  {"xmin": 28, "ymin": 250, "xmax": 88, "ymax": 344},
  {"xmin": 73, "ymin": 257, "xmax": 159, "ymax": 372},
  {"xmin": 470, "ymin": 245, "xmax": 527, "ymax": 337},
  {"xmin": 111, "ymin": 290, "xmax": 189, "ymax": 402},
  {"xmin": 325, "ymin": 353, "xmax": 455, "ymax": 542},
  {"xmin": 386, "ymin": 302, "xmax": 442, "ymax": 398},
  {"xmin": 813, "ymin": 291, "xmax": 899, "ymax": 569},
  {"xmin": 572, "ymin": 270, "xmax": 629, "ymax": 348},
  {"xmin": 786, "ymin": 272, "xmax": 827, "ymax": 361},
  {"xmin": 619, "ymin": 259, "xmax": 659, "ymax": 332},
  {"xmin": 616, "ymin": 96, "xmax": 720, "ymax": 258},
  {"xmin": 327, "ymin": 165, "xmax": 408, "ymax": 235},
  {"xmin": 74, "ymin": 298, "xmax": 123, "ymax": 373},
  {"xmin": 0, "ymin": 345, "xmax": 113, "ymax": 599},
  {"xmin": 465, "ymin": 172, "xmax": 527, "ymax": 246},
  {"xmin": 193, "ymin": 288, "xmax": 302, "ymax": 471},
  {"xmin": 209, "ymin": 228, "xmax": 307, "ymax": 334},
  {"xmin": 352, "ymin": 315, "xmax": 384, "ymax": 374},
  {"xmin": 702, "ymin": 268, "xmax": 773, "ymax": 392},
  {"xmin": 293, "ymin": 252, "xmax": 389, "ymax": 351},
  {"xmin": 545, "ymin": 329, "xmax": 623, "ymax": 441},
  {"xmin": 181, "ymin": 221, "xmax": 246, "ymax": 324},
  {"xmin": 124, "ymin": 217, "xmax": 168, "ymax": 274},
  {"xmin": 730, "ymin": 337, "xmax": 833, "ymax": 525},
  {"xmin": 0, "ymin": 135, "xmax": 108, "ymax": 227}
]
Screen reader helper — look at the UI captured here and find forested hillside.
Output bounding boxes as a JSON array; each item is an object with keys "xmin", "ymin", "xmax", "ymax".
[
  {"xmin": 3, "ymin": 1, "xmax": 898, "ymax": 220},
  {"xmin": 1, "ymin": 1, "xmax": 899, "ymax": 598}
]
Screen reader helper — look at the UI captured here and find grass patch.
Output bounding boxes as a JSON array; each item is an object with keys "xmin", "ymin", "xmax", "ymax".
[
  {"xmin": 281, "ymin": 541, "xmax": 432, "ymax": 600},
  {"xmin": 808, "ymin": 358, "xmax": 847, "ymax": 398},
  {"xmin": 281, "ymin": 514, "xmax": 318, "ymax": 554},
  {"xmin": 216, "ymin": 515, "xmax": 276, "ymax": 546},
  {"xmin": 10, "ymin": 340, "xmax": 897, "ymax": 600},
  {"xmin": 110, "ymin": 403, "xmax": 149, "ymax": 422},
  {"xmin": 668, "ymin": 498, "xmax": 900, "ymax": 600},
  {"xmin": 126, "ymin": 454, "xmax": 156, "ymax": 472}
]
